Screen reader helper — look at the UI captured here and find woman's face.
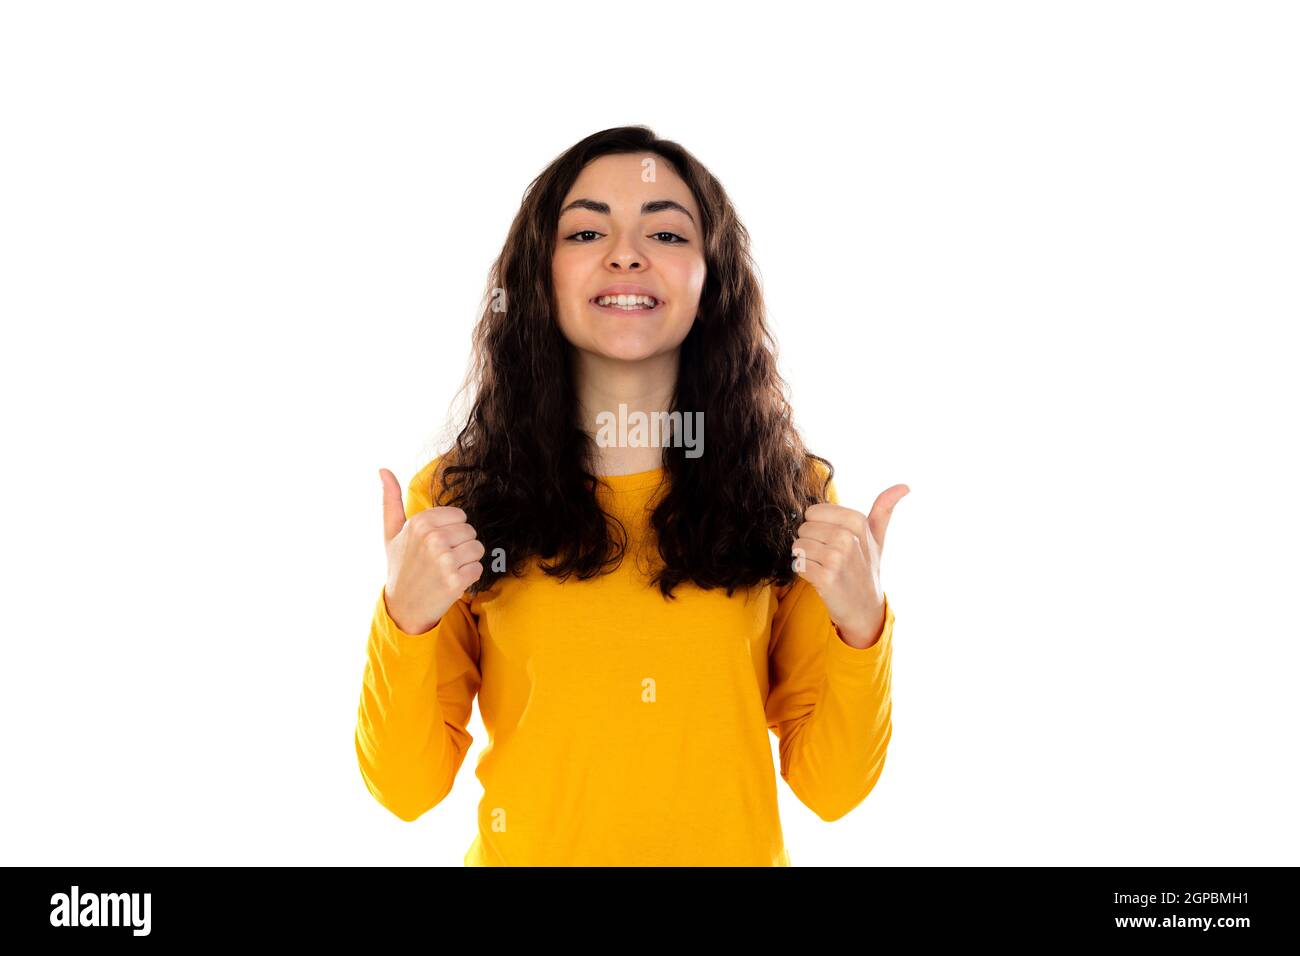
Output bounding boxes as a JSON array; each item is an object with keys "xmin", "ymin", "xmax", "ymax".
[{"xmin": 552, "ymin": 153, "xmax": 706, "ymax": 363}]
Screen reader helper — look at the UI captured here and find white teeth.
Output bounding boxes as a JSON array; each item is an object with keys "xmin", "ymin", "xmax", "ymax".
[{"xmin": 595, "ymin": 294, "xmax": 657, "ymax": 309}]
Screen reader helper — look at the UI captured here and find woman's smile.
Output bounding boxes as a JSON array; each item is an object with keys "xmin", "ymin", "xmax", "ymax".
[
  {"xmin": 589, "ymin": 297, "xmax": 665, "ymax": 315},
  {"xmin": 588, "ymin": 284, "xmax": 665, "ymax": 314}
]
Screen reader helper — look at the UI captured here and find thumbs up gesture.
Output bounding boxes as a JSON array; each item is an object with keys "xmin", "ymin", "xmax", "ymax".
[
  {"xmin": 792, "ymin": 484, "xmax": 910, "ymax": 649},
  {"xmin": 379, "ymin": 468, "xmax": 485, "ymax": 636}
]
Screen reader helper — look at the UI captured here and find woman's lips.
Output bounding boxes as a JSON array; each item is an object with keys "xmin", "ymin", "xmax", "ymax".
[{"xmin": 588, "ymin": 299, "xmax": 664, "ymax": 315}]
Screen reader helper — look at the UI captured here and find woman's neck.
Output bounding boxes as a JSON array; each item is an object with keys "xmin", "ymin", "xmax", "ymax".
[{"xmin": 572, "ymin": 348, "xmax": 677, "ymax": 476}]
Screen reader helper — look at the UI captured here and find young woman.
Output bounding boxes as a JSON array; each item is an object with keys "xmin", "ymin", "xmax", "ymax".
[{"xmin": 355, "ymin": 126, "xmax": 909, "ymax": 866}]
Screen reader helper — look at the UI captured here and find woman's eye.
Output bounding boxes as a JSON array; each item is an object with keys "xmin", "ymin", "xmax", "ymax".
[{"xmin": 564, "ymin": 229, "xmax": 686, "ymax": 243}]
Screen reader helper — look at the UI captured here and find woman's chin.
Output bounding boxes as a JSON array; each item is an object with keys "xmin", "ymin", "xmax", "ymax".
[{"xmin": 580, "ymin": 336, "xmax": 672, "ymax": 363}]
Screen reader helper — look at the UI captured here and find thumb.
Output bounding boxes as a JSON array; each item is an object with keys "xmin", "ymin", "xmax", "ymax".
[
  {"xmin": 868, "ymin": 483, "xmax": 910, "ymax": 553},
  {"xmin": 380, "ymin": 468, "xmax": 406, "ymax": 543}
]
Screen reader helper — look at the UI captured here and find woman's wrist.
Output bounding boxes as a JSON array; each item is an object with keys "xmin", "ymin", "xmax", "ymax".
[{"xmin": 834, "ymin": 601, "xmax": 886, "ymax": 649}]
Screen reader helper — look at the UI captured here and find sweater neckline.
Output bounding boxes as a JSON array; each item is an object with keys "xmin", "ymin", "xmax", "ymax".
[{"xmin": 596, "ymin": 466, "xmax": 666, "ymax": 492}]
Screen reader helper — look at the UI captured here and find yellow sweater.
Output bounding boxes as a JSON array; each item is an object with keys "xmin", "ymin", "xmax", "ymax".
[{"xmin": 354, "ymin": 457, "xmax": 895, "ymax": 866}]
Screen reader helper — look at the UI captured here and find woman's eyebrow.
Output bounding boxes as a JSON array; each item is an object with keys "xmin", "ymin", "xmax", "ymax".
[{"xmin": 559, "ymin": 198, "xmax": 696, "ymax": 224}]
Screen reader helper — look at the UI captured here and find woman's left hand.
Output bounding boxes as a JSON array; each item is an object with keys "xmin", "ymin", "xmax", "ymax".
[{"xmin": 792, "ymin": 484, "xmax": 910, "ymax": 648}]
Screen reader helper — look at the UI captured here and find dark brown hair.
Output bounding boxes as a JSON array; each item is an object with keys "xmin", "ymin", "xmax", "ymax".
[{"xmin": 426, "ymin": 125, "xmax": 833, "ymax": 599}]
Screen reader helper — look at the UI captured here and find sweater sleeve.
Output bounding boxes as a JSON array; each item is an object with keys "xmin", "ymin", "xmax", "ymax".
[
  {"xmin": 354, "ymin": 460, "xmax": 482, "ymax": 822},
  {"xmin": 765, "ymin": 473, "xmax": 895, "ymax": 822}
]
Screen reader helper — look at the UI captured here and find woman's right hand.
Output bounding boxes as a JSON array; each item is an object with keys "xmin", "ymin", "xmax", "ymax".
[{"xmin": 379, "ymin": 468, "xmax": 485, "ymax": 635}]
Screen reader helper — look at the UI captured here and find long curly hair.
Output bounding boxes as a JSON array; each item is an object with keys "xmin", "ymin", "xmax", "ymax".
[{"xmin": 423, "ymin": 124, "xmax": 834, "ymax": 599}]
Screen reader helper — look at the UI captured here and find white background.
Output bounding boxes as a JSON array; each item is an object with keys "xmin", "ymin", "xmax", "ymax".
[{"xmin": 2, "ymin": 1, "xmax": 1296, "ymax": 866}]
